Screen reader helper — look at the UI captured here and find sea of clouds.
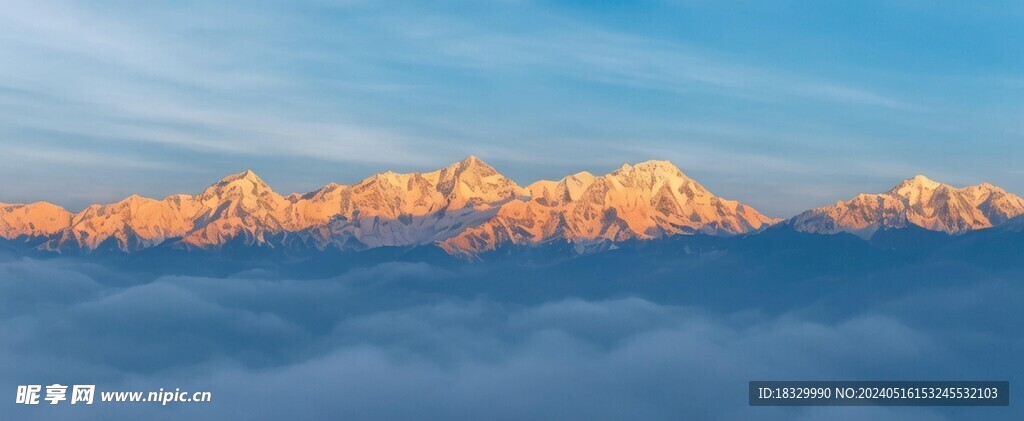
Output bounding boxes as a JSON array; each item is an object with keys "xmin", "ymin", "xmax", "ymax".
[{"xmin": 1, "ymin": 252, "xmax": 1020, "ymax": 420}]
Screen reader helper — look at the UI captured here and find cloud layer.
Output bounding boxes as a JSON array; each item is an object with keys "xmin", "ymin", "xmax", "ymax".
[{"xmin": 1, "ymin": 256, "xmax": 1021, "ymax": 420}]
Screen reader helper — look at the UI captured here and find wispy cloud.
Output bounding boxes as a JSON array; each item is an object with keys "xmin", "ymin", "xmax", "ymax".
[
  {"xmin": 0, "ymin": 0, "xmax": 442, "ymax": 167},
  {"xmin": 358, "ymin": 11, "xmax": 916, "ymax": 110},
  {"xmin": 0, "ymin": 0, "xmax": 1021, "ymax": 213}
]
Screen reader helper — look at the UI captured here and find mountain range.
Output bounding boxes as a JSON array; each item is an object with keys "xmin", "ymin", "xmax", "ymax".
[
  {"xmin": 2, "ymin": 157, "xmax": 1023, "ymax": 258},
  {"xmin": 789, "ymin": 175, "xmax": 1024, "ymax": 238}
]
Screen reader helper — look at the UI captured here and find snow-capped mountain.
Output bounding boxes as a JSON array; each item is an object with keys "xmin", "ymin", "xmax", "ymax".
[
  {"xmin": 178, "ymin": 170, "xmax": 293, "ymax": 250},
  {"xmin": 46, "ymin": 194, "xmax": 197, "ymax": 252},
  {"xmin": 38, "ymin": 170, "xmax": 292, "ymax": 252},
  {"xmin": 439, "ymin": 160, "xmax": 779, "ymax": 257},
  {"xmin": 20, "ymin": 160, "xmax": 1021, "ymax": 258},
  {"xmin": 298, "ymin": 156, "xmax": 528, "ymax": 250},
  {"xmin": 3, "ymin": 157, "xmax": 531, "ymax": 253},
  {"xmin": 789, "ymin": 175, "xmax": 1024, "ymax": 238},
  {"xmin": 0, "ymin": 202, "xmax": 72, "ymax": 239}
]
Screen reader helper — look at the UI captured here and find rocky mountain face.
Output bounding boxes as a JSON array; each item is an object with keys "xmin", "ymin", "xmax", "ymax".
[
  {"xmin": 299, "ymin": 156, "xmax": 528, "ymax": 251},
  {"xmin": 11, "ymin": 159, "xmax": 1017, "ymax": 258},
  {"xmin": 439, "ymin": 160, "xmax": 779, "ymax": 257},
  {"xmin": 1, "ymin": 157, "xmax": 530, "ymax": 254},
  {"xmin": 789, "ymin": 175, "xmax": 1024, "ymax": 238},
  {"xmin": 0, "ymin": 202, "xmax": 72, "ymax": 239}
]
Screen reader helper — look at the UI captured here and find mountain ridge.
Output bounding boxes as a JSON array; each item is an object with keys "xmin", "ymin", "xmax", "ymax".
[
  {"xmin": 3, "ymin": 160, "xmax": 1021, "ymax": 257},
  {"xmin": 789, "ymin": 175, "xmax": 1024, "ymax": 238},
  {"xmin": 439, "ymin": 160, "xmax": 778, "ymax": 257}
]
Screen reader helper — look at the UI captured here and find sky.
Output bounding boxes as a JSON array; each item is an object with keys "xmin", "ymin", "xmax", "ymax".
[{"xmin": 1, "ymin": 0, "xmax": 1022, "ymax": 217}]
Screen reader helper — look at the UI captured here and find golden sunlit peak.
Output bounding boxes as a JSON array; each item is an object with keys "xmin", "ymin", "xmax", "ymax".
[
  {"xmin": 219, "ymin": 169, "xmax": 264, "ymax": 183},
  {"xmin": 567, "ymin": 171, "xmax": 595, "ymax": 179},
  {"xmin": 116, "ymin": 194, "xmax": 150, "ymax": 204},
  {"xmin": 198, "ymin": 169, "xmax": 275, "ymax": 200},
  {"xmin": 613, "ymin": 160, "xmax": 684, "ymax": 177},
  {"xmin": 441, "ymin": 155, "xmax": 500, "ymax": 177},
  {"xmin": 976, "ymin": 182, "xmax": 1003, "ymax": 191},
  {"xmin": 456, "ymin": 155, "xmax": 491, "ymax": 168},
  {"xmin": 910, "ymin": 174, "xmax": 936, "ymax": 184},
  {"xmin": 633, "ymin": 159, "xmax": 681, "ymax": 171},
  {"xmin": 891, "ymin": 174, "xmax": 942, "ymax": 192}
]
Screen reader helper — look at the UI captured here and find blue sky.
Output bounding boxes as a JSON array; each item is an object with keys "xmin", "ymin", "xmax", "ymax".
[{"xmin": 1, "ymin": 0, "xmax": 1022, "ymax": 217}]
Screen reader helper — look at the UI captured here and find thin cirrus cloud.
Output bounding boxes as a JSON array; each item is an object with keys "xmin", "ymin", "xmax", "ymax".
[
  {"xmin": 363, "ymin": 11, "xmax": 912, "ymax": 110},
  {"xmin": 0, "ymin": 1, "xmax": 433, "ymax": 165},
  {"xmin": 0, "ymin": 0, "xmax": 1021, "ymax": 215}
]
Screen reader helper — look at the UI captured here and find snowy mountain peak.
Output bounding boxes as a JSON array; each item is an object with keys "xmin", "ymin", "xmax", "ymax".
[
  {"xmin": 10, "ymin": 162, "xmax": 1024, "ymax": 257},
  {"xmin": 0, "ymin": 202, "xmax": 72, "ymax": 239},
  {"xmin": 889, "ymin": 174, "xmax": 943, "ymax": 195},
  {"xmin": 962, "ymin": 182, "xmax": 1007, "ymax": 197},
  {"xmin": 428, "ymin": 156, "xmax": 526, "ymax": 210},
  {"xmin": 198, "ymin": 170, "xmax": 277, "ymax": 202},
  {"xmin": 611, "ymin": 159, "xmax": 683, "ymax": 178},
  {"xmin": 791, "ymin": 176, "xmax": 1024, "ymax": 237},
  {"xmin": 525, "ymin": 171, "xmax": 598, "ymax": 207},
  {"xmin": 904, "ymin": 174, "xmax": 940, "ymax": 187},
  {"xmin": 116, "ymin": 194, "xmax": 152, "ymax": 206},
  {"xmin": 624, "ymin": 159, "xmax": 684, "ymax": 174},
  {"xmin": 607, "ymin": 160, "xmax": 691, "ymax": 187},
  {"xmin": 568, "ymin": 170, "xmax": 595, "ymax": 179},
  {"xmin": 216, "ymin": 169, "xmax": 262, "ymax": 184},
  {"xmin": 301, "ymin": 182, "xmax": 345, "ymax": 201},
  {"xmin": 440, "ymin": 160, "xmax": 777, "ymax": 257},
  {"xmin": 459, "ymin": 155, "xmax": 485, "ymax": 167},
  {"xmin": 557, "ymin": 171, "xmax": 597, "ymax": 203},
  {"xmin": 205, "ymin": 168, "xmax": 264, "ymax": 186},
  {"xmin": 439, "ymin": 155, "xmax": 498, "ymax": 178}
]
